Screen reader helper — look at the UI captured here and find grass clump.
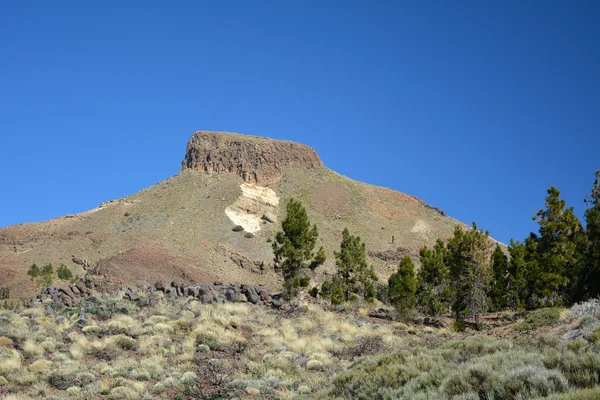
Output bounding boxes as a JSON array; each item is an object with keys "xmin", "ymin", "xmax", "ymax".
[
  {"xmin": 232, "ymin": 225, "xmax": 244, "ymax": 232},
  {"xmin": 515, "ymin": 307, "xmax": 562, "ymax": 331},
  {"xmin": 587, "ymin": 326, "xmax": 600, "ymax": 344},
  {"xmin": 548, "ymin": 388, "xmax": 600, "ymax": 399},
  {"xmin": 244, "ymin": 232, "xmax": 254, "ymax": 238}
]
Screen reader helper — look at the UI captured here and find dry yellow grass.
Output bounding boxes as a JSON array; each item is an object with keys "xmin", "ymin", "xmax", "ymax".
[{"xmin": 0, "ymin": 289, "xmax": 429, "ymax": 399}]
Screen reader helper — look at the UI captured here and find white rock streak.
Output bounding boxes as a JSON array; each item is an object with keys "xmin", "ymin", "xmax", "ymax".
[{"xmin": 225, "ymin": 183, "xmax": 279, "ymax": 233}]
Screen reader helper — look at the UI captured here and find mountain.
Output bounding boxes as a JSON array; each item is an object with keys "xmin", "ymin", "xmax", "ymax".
[{"xmin": 0, "ymin": 131, "xmax": 464, "ymax": 299}]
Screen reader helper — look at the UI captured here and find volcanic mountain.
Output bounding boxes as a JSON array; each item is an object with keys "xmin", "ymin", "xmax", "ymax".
[{"xmin": 0, "ymin": 131, "xmax": 464, "ymax": 299}]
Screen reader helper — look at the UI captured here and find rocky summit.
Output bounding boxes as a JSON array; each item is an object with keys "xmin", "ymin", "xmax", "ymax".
[
  {"xmin": 182, "ymin": 131, "xmax": 323, "ymax": 185},
  {"xmin": 0, "ymin": 131, "xmax": 463, "ymax": 300}
]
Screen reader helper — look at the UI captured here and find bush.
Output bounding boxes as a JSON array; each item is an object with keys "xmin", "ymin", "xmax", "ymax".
[
  {"xmin": 112, "ymin": 335, "xmax": 137, "ymax": 351},
  {"xmin": 515, "ymin": 307, "xmax": 561, "ymax": 331},
  {"xmin": 57, "ymin": 265, "xmax": 73, "ymax": 280},
  {"xmin": 232, "ymin": 225, "xmax": 244, "ymax": 232},
  {"xmin": 588, "ymin": 326, "xmax": 600, "ymax": 344},
  {"xmin": 48, "ymin": 374, "xmax": 77, "ymax": 390},
  {"xmin": 244, "ymin": 232, "xmax": 254, "ymax": 238},
  {"xmin": 493, "ymin": 365, "xmax": 569, "ymax": 398}
]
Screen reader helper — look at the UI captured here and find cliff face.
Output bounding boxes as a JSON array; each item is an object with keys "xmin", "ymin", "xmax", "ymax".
[{"xmin": 181, "ymin": 131, "xmax": 323, "ymax": 184}]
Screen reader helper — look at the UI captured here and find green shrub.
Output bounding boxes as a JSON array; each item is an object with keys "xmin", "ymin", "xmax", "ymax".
[
  {"xmin": 57, "ymin": 265, "xmax": 73, "ymax": 281},
  {"xmin": 232, "ymin": 225, "xmax": 244, "ymax": 232},
  {"xmin": 28, "ymin": 263, "xmax": 53, "ymax": 288},
  {"xmin": 331, "ymin": 286, "xmax": 344, "ymax": 305},
  {"xmin": 588, "ymin": 326, "xmax": 600, "ymax": 344},
  {"xmin": 492, "ymin": 365, "xmax": 569, "ymax": 398},
  {"xmin": 198, "ymin": 332, "xmax": 222, "ymax": 351},
  {"xmin": 577, "ymin": 315, "xmax": 598, "ymax": 329},
  {"xmin": 515, "ymin": 307, "xmax": 561, "ymax": 331},
  {"xmin": 48, "ymin": 374, "xmax": 77, "ymax": 390},
  {"xmin": 112, "ymin": 335, "xmax": 137, "ymax": 351},
  {"xmin": 244, "ymin": 232, "xmax": 254, "ymax": 238}
]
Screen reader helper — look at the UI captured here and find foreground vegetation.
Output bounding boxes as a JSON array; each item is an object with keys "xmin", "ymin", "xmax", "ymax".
[{"xmin": 1, "ymin": 290, "xmax": 600, "ymax": 399}]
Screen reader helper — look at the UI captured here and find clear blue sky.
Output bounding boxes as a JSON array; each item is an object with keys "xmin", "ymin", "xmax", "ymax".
[{"xmin": 1, "ymin": 1, "xmax": 598, "ymax": 245}]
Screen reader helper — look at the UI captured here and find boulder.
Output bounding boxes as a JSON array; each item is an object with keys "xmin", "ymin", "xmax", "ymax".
[{"xmin": 154, "ymin": 281, "xmax": 165, "ymax": 292}]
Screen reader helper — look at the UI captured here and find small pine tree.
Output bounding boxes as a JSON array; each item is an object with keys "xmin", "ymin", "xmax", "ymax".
[
  {"xmin": 38, "ymin": 264, "xmax": 54, "ymax": 288},
  {"xmin": 329, "ymin": 228, "xmax": 378, "ymax": 303},
  {"xmin": 489, "ymin": 244, "xmax": 508, "ymax": 311},
  {"xmin": 27, "ymin": 263, "xmax": 40, "ymax": 281},
  {"xmin": 447, "ymin": 223, "xmax": 492, "ymax": 329},
  {"xmin": 272, "ymin": 198, "xmax": 326, "ymax": 299},
  {"xmin": 416, "ymin": 239, "xmax": 451, "ymax": 316},
  {"xmin": 388, "ymin": 256, "xmax": 417, "ymax": 320}
]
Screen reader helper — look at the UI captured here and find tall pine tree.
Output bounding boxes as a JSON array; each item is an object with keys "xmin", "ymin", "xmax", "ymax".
[
  {"xmin": 447, "ymin": 223, "xmax": 492, "ymax": 329},
  {"xmin": 272, "ymin": 198, "xmax": 326, "ymax": 298},
  {"xmin": 506, "ymin": 239, "xmax": 527, "ymax": 310},
  {"xmin": 534, "ymin": 187, "xmax": 588, "ymax": 305},
  {"xmin": 416, "ymin": 239, "xmax": 451, "ymax": 316},
  {"xmin": 388, "ymin": 256, "xmax": 417, "ymax": 320},
  {"xmin": 489, "ymin": 244, "xmax": 508, "ymax": 311},
  {"xmin": 330, "ymin": 228, "xmax": 378, "ymax": 302},
  {"xmin": 584, "ymin": 170, "xmax": 600, "ymax": 298}
]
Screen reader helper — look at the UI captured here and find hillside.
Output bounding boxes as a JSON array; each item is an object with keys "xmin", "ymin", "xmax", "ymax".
[{"xmin": 0, "ymin": 131, "xmax": 463, "ymax": 300}]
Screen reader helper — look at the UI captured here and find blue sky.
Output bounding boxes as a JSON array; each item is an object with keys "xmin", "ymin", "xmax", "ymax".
[{"xmin": 0, "ymin": 1, "xmax": 598, "ymax": 245}]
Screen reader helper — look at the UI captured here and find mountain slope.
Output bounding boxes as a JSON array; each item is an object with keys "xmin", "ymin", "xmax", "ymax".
[{"xmin": 0, "ymin": 131, "xmax": 464, "ymax": 299}]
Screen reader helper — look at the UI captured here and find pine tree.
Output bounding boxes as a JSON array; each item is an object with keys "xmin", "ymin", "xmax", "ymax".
[
  {"xmin": 272, "ymin": 198, "xmax": 326, "ymax": 298},
  {"xmin": 489, "ymin": 244, "xmax": 508, "ymax": 311},
  {"xmin": 447, "ymin": 223, "xmax": 492, "ymax": 330},
  {"xmin": 534, "ymin": 186, "xmax": 588, "ymax": 305},
  {"xmin": 506, "ymin": 239, "xmax": 528, "ymax": 310},
  {"xmin": 388, "ymin": 256, "xmax": 417, "ymax": 320},
  {"xmin": 584, "ymin": 170, "xmax": 600, "ymax": 297},
  {"xmin": 330, "ymin": 228, "xmax": 378, "ymax": 303},
  {"xmin": 416, "ymin": 239, "xmax": 450, "ymax": 316}
]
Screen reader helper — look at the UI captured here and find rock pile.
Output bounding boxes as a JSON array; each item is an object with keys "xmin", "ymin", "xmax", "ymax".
[
  {"xmin": 37, "ymin": 281, "xmax": 93, "ymax": 308},
  {"xmin": 37, "ymin": 279, "xmax": 284, "ymax": 309},
  {"xmin": 160, "ymin": 281, "xmax": 284, "ymax": 308}
]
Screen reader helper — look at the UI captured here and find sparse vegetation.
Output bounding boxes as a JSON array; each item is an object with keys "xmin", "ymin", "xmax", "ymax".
[
  {"xmin": 27, "ymin": 263, "xmax": 53, "ymax": 288},
  {"xmin": 244, "ymin": 232, "xmax": 254, "ymax": 238},
  {"xmin": 1, "ymin": 287, "xmax": 598, "ymax": 399}
]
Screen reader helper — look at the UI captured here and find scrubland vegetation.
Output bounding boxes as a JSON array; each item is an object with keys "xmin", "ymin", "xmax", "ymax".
[{"xmin": 1, "ymin": 290, "xmax": 600, "ymax": 399}]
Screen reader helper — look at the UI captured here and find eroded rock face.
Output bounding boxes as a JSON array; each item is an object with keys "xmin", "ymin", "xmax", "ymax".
[
  {"xmin": 225, "ymin": 183, "xmax": 279, "ymax": 233},
  {"xmin": 181, "ymin": 131, "xmax": 323, "ymax": 184}
]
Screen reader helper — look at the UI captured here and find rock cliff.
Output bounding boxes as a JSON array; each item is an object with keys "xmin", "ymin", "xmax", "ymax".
[{"xmin": 181, "ymin": 131, "xmax": 323, "ymax": 184}]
